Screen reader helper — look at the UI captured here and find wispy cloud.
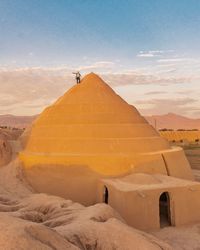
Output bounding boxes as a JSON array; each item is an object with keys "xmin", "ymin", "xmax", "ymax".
[
  {"xmin": 157, "ymin": 58, "xmax": 196, "ymax": 63},
  {"xmin": 137, "ymin": 52, "xmax": 156, "ymax": 58},
  {"xmin": 145, "ymin": 91, "xmax": 166, "ymax": 95},
  {"xmin": 102, "ymin": 73, "xmax": 193, "ymax": 86},
  {"xmin": 78, "ymin": 61, "xmax": 115, "ymax": 71},
  {"xmin": 0, "ymin": 61, "xmax": 199, "ymax": 116},
  {"xmin": 137, "ymin": 50, "xmax": 174, "ymax": 58},
  {"xmin": 136, "ymin": 97, "xmax": 197, "ymax": 106},
  {"xmin": 136, "ymin": 98, "xmax": 198, "ymax": 117},
  {"xmin": 0, "ymin": 67, "xmax": 74, "ymax": 115}
]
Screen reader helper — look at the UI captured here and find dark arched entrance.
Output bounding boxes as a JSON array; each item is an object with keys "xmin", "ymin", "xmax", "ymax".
[
  {"xmin": 103, "ymin": 186, "xmax": 109, "ymax": 204},
  {"xmin": 159, "ymin": 192, "xmax": 171, "ymax": 228}
]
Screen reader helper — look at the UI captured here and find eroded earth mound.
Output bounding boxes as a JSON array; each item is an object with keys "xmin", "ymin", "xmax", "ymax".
[
  {"xmin": 0, "ymin": 193, "xmax": 171, "ymax": 250},
  {"xmin": 0, "ymin": 131, "xmax": 12, "ymax": 167}
]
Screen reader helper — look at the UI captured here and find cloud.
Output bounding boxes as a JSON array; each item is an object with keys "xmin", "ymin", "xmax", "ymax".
[
  {"xmin": 135, "ymin": 98, "xmax": 198, "ymax": 117},
  {"xmin": 0, "ymin": 65, "xmax": 198, "ymax": 116},
  {"xmin": 78, "ymin": 61, "xmax": 115, "ymax": 71},
  {"xmin": 0, "ymin": 67, "xmax": 75, "ymax": 115},
  {"xmin": 102, "ymin": 73, "xmax": 193, "ymax": 86},
  {"xmin": 137, "ymin": 53, "xmax": 156, "ymax": 58},
  {"xmin": 136, "ymin": 97, "xmax": 197, "ymax": 106},
  {"xmin": 137, "ymin": 50, "xmax": 174, "ymax": 58},
  {"xmin": 157, "ymin": 58, "xmax": 193, "ymax": 63},
  {"xmin": 145, "ymin": 91, "xmax": 166, "ymax": 95},
  {"xmin": 176, "ymin": 90, "xmax": 194, "ymax": 95}
]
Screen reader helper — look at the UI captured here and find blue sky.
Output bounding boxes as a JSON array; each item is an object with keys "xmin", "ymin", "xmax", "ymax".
[
  {"xmin": 1, "ymin": 0, "xmax": 200, "ymax": 66},
  {"xmin": 0, "ymin": 0, "xmax": 200, "ymax": 116}
]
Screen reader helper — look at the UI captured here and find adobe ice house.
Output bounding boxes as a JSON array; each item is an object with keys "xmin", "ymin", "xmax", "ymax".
[{"xmin": 20, "ymin": 73, "xmax": 200, "ymax": 230}]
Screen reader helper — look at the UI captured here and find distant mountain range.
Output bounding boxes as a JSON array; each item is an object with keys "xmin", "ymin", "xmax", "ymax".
[
  {"xmin": 0, "ymin": 113, "xmax": 200, "ymax": 130},
  {"xmin": 0, "ymin": 114, "xmax": 37, "ymax": 129},
  {"xmin": 145, "ymin": 113, "xmax": 200, "ymax": 130}
]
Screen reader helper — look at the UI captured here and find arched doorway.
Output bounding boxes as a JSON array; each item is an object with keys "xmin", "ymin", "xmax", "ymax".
[
  {"xmin": 103, "ymin": 186, "xmax": 109, "ymax": 204},
  {"xmin": 159, "ymin": 192, "xmax": 171, "ymax": 228}
]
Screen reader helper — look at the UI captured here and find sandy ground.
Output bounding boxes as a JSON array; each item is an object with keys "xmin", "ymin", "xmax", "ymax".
[
  {"xmin": 151, "ymin": 150, "xmax": 200, "ymax": 250},
  {"xmin": 185, "ymin": 148, "xmax": 200, "ymax": 170},
  {"xmin": 152, "ymin": 223, "xmax": 200, "ymax": 250}
]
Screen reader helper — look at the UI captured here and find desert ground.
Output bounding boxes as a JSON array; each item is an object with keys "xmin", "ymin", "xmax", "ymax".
[{"xmin": 1, "ymin": 127, "xmax": 200, "ymax": 249}]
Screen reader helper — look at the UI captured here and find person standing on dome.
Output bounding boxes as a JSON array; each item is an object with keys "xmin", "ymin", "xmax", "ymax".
[{"xmin": 73, "ymin": 71, "xmax": 81, "ymax": 84}]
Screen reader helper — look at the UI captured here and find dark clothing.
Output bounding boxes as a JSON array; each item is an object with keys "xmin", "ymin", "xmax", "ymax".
[{"xmin": 76, "ymin": 76, "xmax": 81, "ymax": 84}]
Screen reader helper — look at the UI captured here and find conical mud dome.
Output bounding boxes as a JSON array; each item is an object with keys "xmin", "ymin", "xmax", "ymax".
[
  {"xmin": 20, "ymin": 73, "xmax": 193, "ymax": 204},
  {"xmin": 20, "ymin": 73, "xmax": 170, "ymax": 172}
]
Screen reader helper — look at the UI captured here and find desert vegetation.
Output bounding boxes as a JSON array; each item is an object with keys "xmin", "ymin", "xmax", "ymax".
[{"xmin": 160, "ymin": 130, "xmax": 200, "ymax": 144}]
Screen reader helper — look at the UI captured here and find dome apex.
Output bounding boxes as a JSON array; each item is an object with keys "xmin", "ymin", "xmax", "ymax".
[{"xmin": 80, "ymin": 72, "xmax": 107, "ymax": 86}]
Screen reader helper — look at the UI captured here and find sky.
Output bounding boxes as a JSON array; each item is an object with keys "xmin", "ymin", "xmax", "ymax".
[{"xmin": 0, "ymin": 0, "xmax": 200, "ymax": 117}]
